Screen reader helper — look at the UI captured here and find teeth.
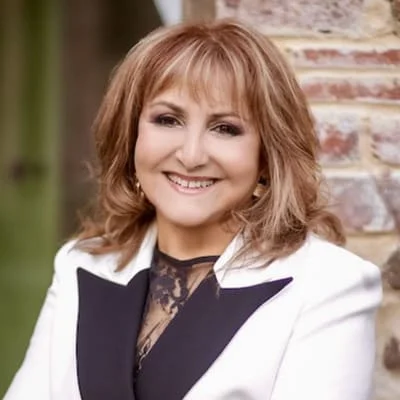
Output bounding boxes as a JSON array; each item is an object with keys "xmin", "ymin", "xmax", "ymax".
[{"xmin": 167, "ymin": 174, "xmax": 214, "ymax": 189}]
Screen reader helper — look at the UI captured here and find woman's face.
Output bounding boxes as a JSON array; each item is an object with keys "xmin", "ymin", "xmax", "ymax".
[{"xmin": 134, "ymin": 85, "xmax": 261, "ymax": 231}]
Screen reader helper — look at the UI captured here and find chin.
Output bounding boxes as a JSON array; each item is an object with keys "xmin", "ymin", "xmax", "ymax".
[
  {"xmin": 157, "ymin": 208, "xmax": 222, "ymax": 231},
  {"xmin": 166, "ymin": 217, "xmax": 214, "ymax": 230}
]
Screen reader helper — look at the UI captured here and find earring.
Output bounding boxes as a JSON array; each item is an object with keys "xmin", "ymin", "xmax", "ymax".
[
  {"xmin": 253, "ymin": 177, "xmax": 267, "ymax": 198},
  {"xmin": 134, "ymin": 176, "xmax": 145, "ymax": 199}
]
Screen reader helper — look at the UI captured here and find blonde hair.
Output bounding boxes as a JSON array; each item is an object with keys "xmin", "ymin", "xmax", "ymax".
[{"xmin": 77, "ymin": 19, "xmax": 345, "ymax": 268}]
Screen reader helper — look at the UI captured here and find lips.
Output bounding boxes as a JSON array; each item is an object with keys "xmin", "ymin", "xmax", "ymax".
[{"xmin": 165, "ymin": 173, "xmax": 216, "ymax": 189}]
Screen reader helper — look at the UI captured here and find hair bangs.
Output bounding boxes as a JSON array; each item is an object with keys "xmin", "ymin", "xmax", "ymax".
[{"xmin": 142, "ymin": 36, "xmax": 251, "ymax": 120}]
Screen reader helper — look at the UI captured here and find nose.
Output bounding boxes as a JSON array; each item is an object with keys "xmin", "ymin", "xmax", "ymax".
[{"xmin": 175, "ymin": 129, "xmax": 208, "ymax": 170}]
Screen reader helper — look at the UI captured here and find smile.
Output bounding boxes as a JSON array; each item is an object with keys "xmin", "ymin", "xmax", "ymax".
[{"xmin": 165, "ymin": 173, "xmax": 216, "ymax": 191}]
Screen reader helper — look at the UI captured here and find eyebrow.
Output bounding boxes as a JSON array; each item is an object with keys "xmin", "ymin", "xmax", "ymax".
[{"xmin": 149, "ymin": 100, "xmax": 242, "ymax": 120}]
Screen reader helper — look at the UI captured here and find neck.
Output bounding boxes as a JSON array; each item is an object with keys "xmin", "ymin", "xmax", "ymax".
[{"xmin": 156, "ymin": 218, "xmax": 240, "ymax": 260}]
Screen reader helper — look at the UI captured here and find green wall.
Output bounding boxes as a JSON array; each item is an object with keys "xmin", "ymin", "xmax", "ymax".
[
  {"xmin": 0, "ymin": 0, "xmax": 59, "ymax": 394},
  {"xmin": 0, "ymin": 0, "xmax": 162, "ymax": 394}
]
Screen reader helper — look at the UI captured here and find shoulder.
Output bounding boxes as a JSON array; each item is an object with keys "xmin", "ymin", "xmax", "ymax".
[
  {"xmin": 303, "ymin": 235, "xmax": 380, "ymax": 282},
  {"xmin": 295, "ymin": 235, "xmax": 382, "ymax": 308},
  {"xmin": 52, "ymin": 225, "xmax": 157, "ymax": 285},
  {"xmin": 53, "ymin": 238, "xmax": 120, "ymax": 278}
]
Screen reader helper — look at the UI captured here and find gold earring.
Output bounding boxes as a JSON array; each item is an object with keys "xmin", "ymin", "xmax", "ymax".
[
  {"xmin": 134, "ymin": 176, "xmax": 145, "ymax": 199},
  {"xmin": 253, "ymin": 177, "xmax": 267, "ymax": 198}
]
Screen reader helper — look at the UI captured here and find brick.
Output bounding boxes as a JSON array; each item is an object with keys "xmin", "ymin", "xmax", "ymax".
[
  {"xmin": 383, "ymin": 337, "xmax": 400, "ymax": 370},
  {"xmin": 217, "ymin": 0, "xmax": 394, "ymax": 38},
  {"xmin": 326, "ymin": 174, "xmax": 395, "ymax": 232},
  {"xmin": 382, "ymin": 247, "xmax": 400, "ymax": 290},
  {"xmin": 287, "ymin": 47, "xmax": 400, "ymax": 69},
  {"xmin": 313, "ymin": 111, "xmax": 361, "ymax": 165},
  {"xmin": 371, "ymin": 116, "xmax": 400, "ymax": 165},
  {"xmin": 377, "ymin": 172, "xmax": 400, "ymax": 230},
  {"xmin": 375, "ymin": 303, "xmax": 400, "ymax": 400},
  {"xmin": 301, "ymin": 76, "xmax": 400, "ymax": 103},
  {"xmin": 392, "ymin": 0, "xmax": 400, "ymax": 36}
]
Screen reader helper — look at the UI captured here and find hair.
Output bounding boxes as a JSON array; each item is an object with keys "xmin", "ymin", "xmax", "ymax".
[{"xmin": 76, "ymin": 18, "xmax": 345, "ymax": 269}]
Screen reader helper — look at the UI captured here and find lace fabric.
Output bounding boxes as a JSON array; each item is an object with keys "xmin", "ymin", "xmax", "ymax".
[{"xmin": 135, "ymin": 248, "xmax": 219, "ymax": 373}]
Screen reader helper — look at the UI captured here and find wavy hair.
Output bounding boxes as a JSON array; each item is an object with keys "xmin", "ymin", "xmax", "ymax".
[{"xmin": 77, "ymin": 19, "xmax": 345, "ymax": 269}]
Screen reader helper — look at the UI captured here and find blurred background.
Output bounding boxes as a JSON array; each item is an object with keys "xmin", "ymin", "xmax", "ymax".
[
  {"xmin": 1, "ymin": 0, "xmax": 399, "ymax": 398},
  {"xmin": 0, "ymin": 0, "xmax": 182, "ymax": 393}
]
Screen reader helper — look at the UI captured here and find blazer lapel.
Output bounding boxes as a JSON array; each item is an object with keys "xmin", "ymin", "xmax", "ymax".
[
  {"xmin": 135, "ymin": 274, "xmax": 293, "ymax": 400},
  {"xmin": 76, "ymin": 268, "xmax": 149, "ymax": 400}
]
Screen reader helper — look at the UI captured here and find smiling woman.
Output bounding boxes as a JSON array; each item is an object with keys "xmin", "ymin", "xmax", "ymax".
[
  {"xmin": 78, "ymin": 18, "xmax": 347, "ymax": 267},
  {"xmin": 135, "ymin": 86, "xmax": 260, "ymax": 255},
  {"xmin": 5, "ymin": 19, "xmax": 382, "ymax": 400}
]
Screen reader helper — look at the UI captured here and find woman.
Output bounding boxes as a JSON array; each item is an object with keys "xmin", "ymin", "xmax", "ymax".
[{"xmin": 5, "ymin": 19, "xmax": 381, "ymax": 400}]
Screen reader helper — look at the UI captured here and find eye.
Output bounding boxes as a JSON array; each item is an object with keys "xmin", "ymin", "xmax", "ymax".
[
  {"xmin": 213, "ymin": 123, "xmax": 243, "ymax": 137},
  {"xmin": 152, "ymin": 114, "xmax": 182, "ymax": 127}
]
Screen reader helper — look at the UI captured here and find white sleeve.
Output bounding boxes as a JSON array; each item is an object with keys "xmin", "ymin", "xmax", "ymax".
[
  {"xmin": 3, "ymin": 242, "xmax": 73, "ymax": 400},
  {"xmin": 271, "ymin": 260, "xmax": 382, "ymax": 400}
]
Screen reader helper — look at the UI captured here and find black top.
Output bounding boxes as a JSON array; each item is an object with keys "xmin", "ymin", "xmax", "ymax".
[{"xmin": 135, "ymin": 248, "xmax": 220, "ymax": 373}]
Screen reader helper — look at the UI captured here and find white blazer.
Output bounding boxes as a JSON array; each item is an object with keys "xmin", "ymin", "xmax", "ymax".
[{"xmin": 4, "ymin": 226, "xmax": 382, "ymax": 400}]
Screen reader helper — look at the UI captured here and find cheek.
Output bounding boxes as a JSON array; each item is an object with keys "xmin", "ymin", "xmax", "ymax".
[
  {"xmin": 220, "ymin": 140, "xmax": 260, "ymax": 182},
  {"xmin": 134, "ymin": 122, "xmax": 166, "ymax": 172}
]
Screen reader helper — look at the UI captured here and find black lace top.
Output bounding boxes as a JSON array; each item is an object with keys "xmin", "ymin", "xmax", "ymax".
[{"xmin": 135, "ymin": 247, "xmax": 220, "ymax": 373}]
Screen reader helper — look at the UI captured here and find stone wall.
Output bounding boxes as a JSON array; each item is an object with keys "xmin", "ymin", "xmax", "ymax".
[{"xmin": 185, "ymin": 0, "xmax": 400, "ymax": 398}]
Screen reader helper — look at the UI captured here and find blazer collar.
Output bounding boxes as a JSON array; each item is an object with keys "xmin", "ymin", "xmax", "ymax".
[
  {"xmin": 104, "ymin": 223, "xmax": 305, "ymax": 288},
  {"xmin": 76, "ymin": 263, "xmax": 292, "ymax": 400}
]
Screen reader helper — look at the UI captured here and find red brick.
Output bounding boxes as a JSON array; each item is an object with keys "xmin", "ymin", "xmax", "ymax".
[
  {"xmin": 287, "ymin": 47, "xmax": 400, "ymax": 69},
  {"xmin": 301, "ymin": 76, "xmax": 400, "ymax": 103},
  {"xmin": 313, "ymin": 111, "xmax": 361, "ymax": 165},
  {"xmin": 217, "ymin": 0, "xmax": 393, "ymax": 37},
  {"xmin": 326, "ymin": 174, "xmax": 395, "ymax": 232},
  {"xmin": 371, "ymin": 117, "xmax": 400, "ymax": 165}
]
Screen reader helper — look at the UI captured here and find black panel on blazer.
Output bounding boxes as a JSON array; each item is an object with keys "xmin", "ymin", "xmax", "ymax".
[
  {"xmin": 76, "ymin": 267, "xmax": 292, "ymax": 400},
  {"xmin": 135, "ymin": 275, "xmax": 293, "ymax": 400},
  {"xmin": 76, "ymin": 268, "xmax": 149, "ymax": 400}
]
